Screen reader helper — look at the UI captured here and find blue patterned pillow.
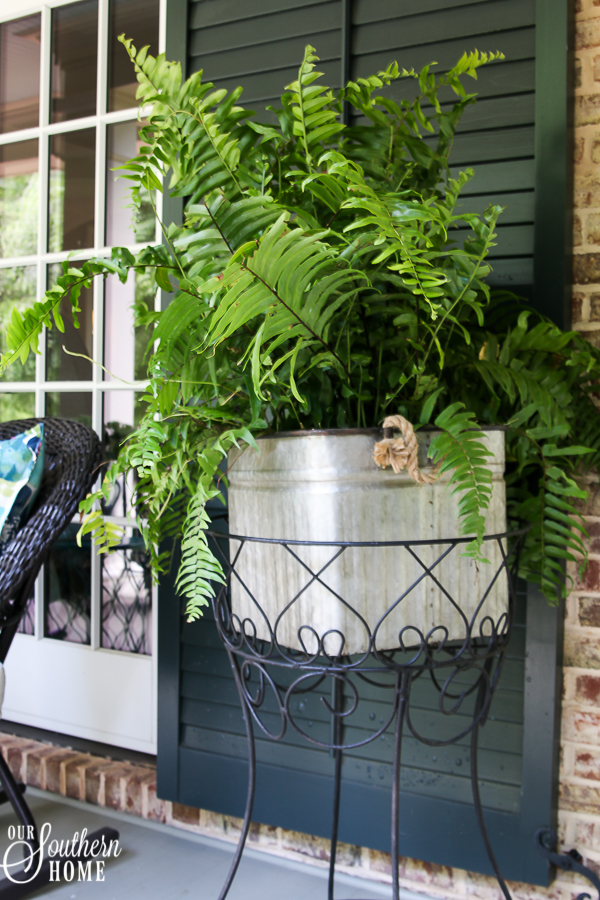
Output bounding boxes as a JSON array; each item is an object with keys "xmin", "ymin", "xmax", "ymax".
[{"xmin": 0, "ymin": 424, "xmax": 45, "ymax": 553}]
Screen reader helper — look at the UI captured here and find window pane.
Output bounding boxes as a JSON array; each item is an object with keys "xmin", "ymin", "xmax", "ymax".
[
  {"xmin": 108, "ymin": 0, "xmax": 159, "ymax": 112},
  {"xmin": 0, "ymin": 391, "xmax": 34, "ymax": 422},
  {"xmin": 0, "ymin": 140, "xmax": 38, "ymax": 258},
  {"xmin": 46, "ymin": 263, "xmax": 93, "ymax": 381},
  {"xmin": 49, "ymin": 128, "xmax": 95, "ymax": 252},
  {"xmin": 45, "ymin": 391, "xmax": 92, "ymax": 427},
  {"xmin": 106, "ymin": 120, "xmax": 154, "ymax": 245},
  {"xmin": 102, "ymin": 390, "xmax": 142, "ymax": 521},
  {"xmin": 104, "ymin": 270, "xmax": 155, "ymax": 383},
  {"xmin": 17, "ymin": 586, "xmax": 34, "ymax": 635},
  {"xmin": 0, "ymin": 15, "xmax": 41, "ymax": 133},
  {"xmin": 102, "ymin": 529, "xmax": 152, "ymax": 654},
  {"xmin": 51, "ymin": 0, "xmax": 98, "ymax": 124},
  {"xmin": 45, "ymin": 522, "xmax": 91, "ymax": 644},
  {"xmin": 0, "ymin": 267, "xmax": 36, "ymax": 383}
]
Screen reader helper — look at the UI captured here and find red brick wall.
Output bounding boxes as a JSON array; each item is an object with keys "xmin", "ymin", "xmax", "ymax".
[
  {"xmin": 561, "ymin": 0, "xmax": 600, "ymax": 883},
  {"xmin": 0, "ymin": 728, "xmax": 585, "ymax": 899}
]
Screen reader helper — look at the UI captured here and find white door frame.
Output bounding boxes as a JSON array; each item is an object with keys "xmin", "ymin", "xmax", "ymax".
[{"xmin": 0, "ymin": 0, "xmax": 170, "ymax": 754}]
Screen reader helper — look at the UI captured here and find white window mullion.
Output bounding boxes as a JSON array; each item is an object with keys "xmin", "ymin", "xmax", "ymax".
[
  {"xmin": 34, "ymin": 571, "xmax": 44, "ymax": 641},
  {"xmin": 35, "ymin": 4, "xmax": 51, "ymax": 423},
  {"xmin": 39, "ymin": 6, "xmax": 51, "ymax": 129},
  {"xmin": 0, "ymin": 1, "xmax": 80, "ymax": 25},
  {"xmin": 90, "ymin": 0, "xmax": 110, "ymax": 652},
  {"xmin": 159, "ymin": 0, "xmax": 166, "ymax": 55},
  {"xmin": 0, "ymin": 128, "xmax": 40, "ymax": 146},
  {"xmin": 97, "ymin": 0, "xmax": 109, "ymax": 118},
  {"xmin": 90, "ymin": 534, "xmax": 102, "ymax": 649},
  {"xmin": 95, "ymin": 0, "xmax": 109, "ymax": 250},
  {"xmin": 94, "ymin": 122, "xmax": 107, "ymax": 253}
]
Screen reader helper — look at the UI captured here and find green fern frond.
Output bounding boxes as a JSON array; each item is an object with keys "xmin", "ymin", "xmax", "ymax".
[
  {"xmin": 77, "ymin": 507, "xmax": 124, "ymax": 554},
  {"xmin": 285, "ymin": 45, "xmax": 345, "ymax": 170},
  {"xmin": 176, "ymin": 482, "xmax": 225, "ymax": 621},
  {"xmin": 201, "ymin": 214, "xmax": 368, "ymax": 397},
  {"xmin": 0, "ymin": 252, "xmax": 135, "ymax": 372},
  {"xmin": 428, "ymin": 403, "xmax": 493, "ymax": 559},
  {"xmin": 514, "ymin": 464, "xmax": 589, "ymax": 602}
]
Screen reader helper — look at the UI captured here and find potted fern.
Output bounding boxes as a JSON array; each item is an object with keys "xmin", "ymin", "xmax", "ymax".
[{"xmin": 3, "ymin": 43, "xmax": 599, "ymax": 651}]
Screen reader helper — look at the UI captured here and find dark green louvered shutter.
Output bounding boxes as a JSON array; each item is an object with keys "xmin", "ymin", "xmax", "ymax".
[{"xmin": 158, "ymin": 0, "xmax": 569, "ymax": 884}]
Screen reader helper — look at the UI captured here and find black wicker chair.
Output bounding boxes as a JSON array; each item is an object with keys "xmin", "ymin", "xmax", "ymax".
[{"xmin": 0, "ymin": 418, "xmax": 118, "ymax": 896}]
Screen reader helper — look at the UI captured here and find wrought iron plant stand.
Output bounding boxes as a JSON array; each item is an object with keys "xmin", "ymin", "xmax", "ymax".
[{"xmin": 205, "ymin": 523, "xmax": 537, "ymax": 900}]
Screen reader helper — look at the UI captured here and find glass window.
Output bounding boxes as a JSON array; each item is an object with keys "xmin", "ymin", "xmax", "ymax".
[
  {"xmin": 49, "ymin": 128, "xmax": 96, "ymax": 252},
  {"xmin": 102, "ymin": 528, "xmax": 152, "ymax": 654},
  {"xmin": 0, "ymin": 4, "xmax": 158, "ymax": 657},
  {"xmin": 102, "ymin": 390, "xmax": 143, "ymax": 517},
  {"xmin": 104, "ymin": 270, "xmax": 155, "ymax": 384},
  {"xmin": 103, "ymin": 390, "xmax": 143, "ymax": 438},
  {"xmin": 0, "ymin": 140, "xmax": 38, "ymax": 257},
  {"xmin": 45, "ymin": 522, "xmax": 91, "ymax": 644},
  {"xmin": 101, "ymin": 390, "xmax": 150, "ymax": 652},
  {"xmin": 103, "ymin": 399, "xmax": 136, "ymax": 520},
  {"xmin": 0, "ymin": 15, "xmax": 41, "ymax": 134},
  {"xmin": 0, "ymin": 267, "xmax": 37, "ymax": 383},
  {"xmin": 17, "ymin": 588, "xmax": 34, "ymax": 635},
  {"xmin": 108, "ymin": 0, "xmax": 159, "ymax": 112},
  {"xmin": 51, "ymin": 0, "xmax": 98, "ymax": 124},
  {"xmin": 106, "ymin": 119, "xmax": 154, "ymax": 245},
  {"xmin": 0, "ymin": 391, "xmax": 34, "ymax": 422},
  {"xmin": 46, "ymin": 263, "xmax": 93, "ymax": 381},
  {"xmin": 45, "ymin": 391, "xmax": 92, "ymax": 427}
]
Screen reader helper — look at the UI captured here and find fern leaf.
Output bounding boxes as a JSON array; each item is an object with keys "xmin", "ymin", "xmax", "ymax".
[
  {"xmin": 429, "ymin": 403, "xmax": 493, "ymax": 558},
  {"xmin": 176, "ymin": 482, "xmax": 225, "ymax": 621},
  {"xmin": 77, "ymin": 508, "xmax": 124, "ymax": 554},
  {"xmin": 285, "ymin": 45, "xmax": 344, "ymax": 170}
]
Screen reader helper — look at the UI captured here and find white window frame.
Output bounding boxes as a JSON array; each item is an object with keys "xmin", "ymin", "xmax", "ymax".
[{"xmin": 0, "ymin": 0, "xmax": 167, "ymax": 750}]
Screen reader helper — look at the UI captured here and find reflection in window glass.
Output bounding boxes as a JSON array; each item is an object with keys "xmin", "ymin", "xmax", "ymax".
[
  {"xmin": 17, "ymin": 585, "xmax": 35, "ymax": 635},
  {"xmin": 102, "ymin": 528, "xmax": 152, "ymax": 654},
  {"xmin": 102, "ymin": 390, "xmax": 142, "ymax": 521},
  {"xmin": 46, "ymin": 263, "xmax": 93, "ymax": 381},
  {"xmin": 45, "ymin": 523, "xmax": 91, "ymax": 644},
  {"xmin": 104, "ymin": 270, "xmax": 155, "ymax": 384},
  {"xmin": 108, "ymin": 0, "xmax": 159, "ymax": 112},
  {"xmin": 51, "ymin": 0, "xmax": 98, "ymax": 124},
  {"xmin": 0, "ymin": 140, "xmax": 38, "ymax": 258},
  {"xmin": 49, "ymin": 128, "xmax": 95, "ymax": 252},
  {"xmin": 0, "ymin": 15, "xmax": 41, "ymax": 134},
  {"xmin": 106, "ymin": 120, "xmax": 155, "ymax": 245},
  {"xmin": 0, "ymin": 392, "xmax": 34, "ymax": 422},
  {"xmin": 0, "ymin": 267, "xmax": 36, "ymax": 382},
  {"xmin": 46, "ymin": 391, "xmax": 92, "ymax": 427}
]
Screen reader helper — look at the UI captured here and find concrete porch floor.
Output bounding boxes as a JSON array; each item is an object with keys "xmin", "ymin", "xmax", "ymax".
[{"xmin": 0, "ymin": 789, "xmax": 401, "ymax": 900}]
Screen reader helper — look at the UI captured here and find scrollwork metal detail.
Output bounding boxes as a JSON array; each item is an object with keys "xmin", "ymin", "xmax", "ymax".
[
  {"xmin": 536, "ymin": 828, "xmax": 600, "ymax": 900},
  {"xmin": 208, "ymin": 525, "xmax": 528, "ymax": 900}
]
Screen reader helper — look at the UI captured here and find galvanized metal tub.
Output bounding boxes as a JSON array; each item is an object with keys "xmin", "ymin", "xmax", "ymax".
[{"xmin": 227, "ymin": 429, "xmax": 507, "ymax": 655}]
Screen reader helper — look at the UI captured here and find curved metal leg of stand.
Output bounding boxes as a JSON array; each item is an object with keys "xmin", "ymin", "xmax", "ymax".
[
  {"xmin": 470, "ymin": 679, "xmax": 512, "ymax": 900},
  {"xmin": 217, "ymin": 656, "xmax": 257, "ymax": 900},
  {"xmin": 391, "ymin": 672, "xmax": 410, "ymax": 900},
  {"xmin": 328, "ymin": 675, "xmax": 345, "ymax": 900}
]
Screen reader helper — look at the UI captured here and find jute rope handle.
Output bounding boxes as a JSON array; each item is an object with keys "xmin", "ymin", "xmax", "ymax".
[{"xmin": 372, "ymin": 415, "xmax": 440, "ymax": 484}]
